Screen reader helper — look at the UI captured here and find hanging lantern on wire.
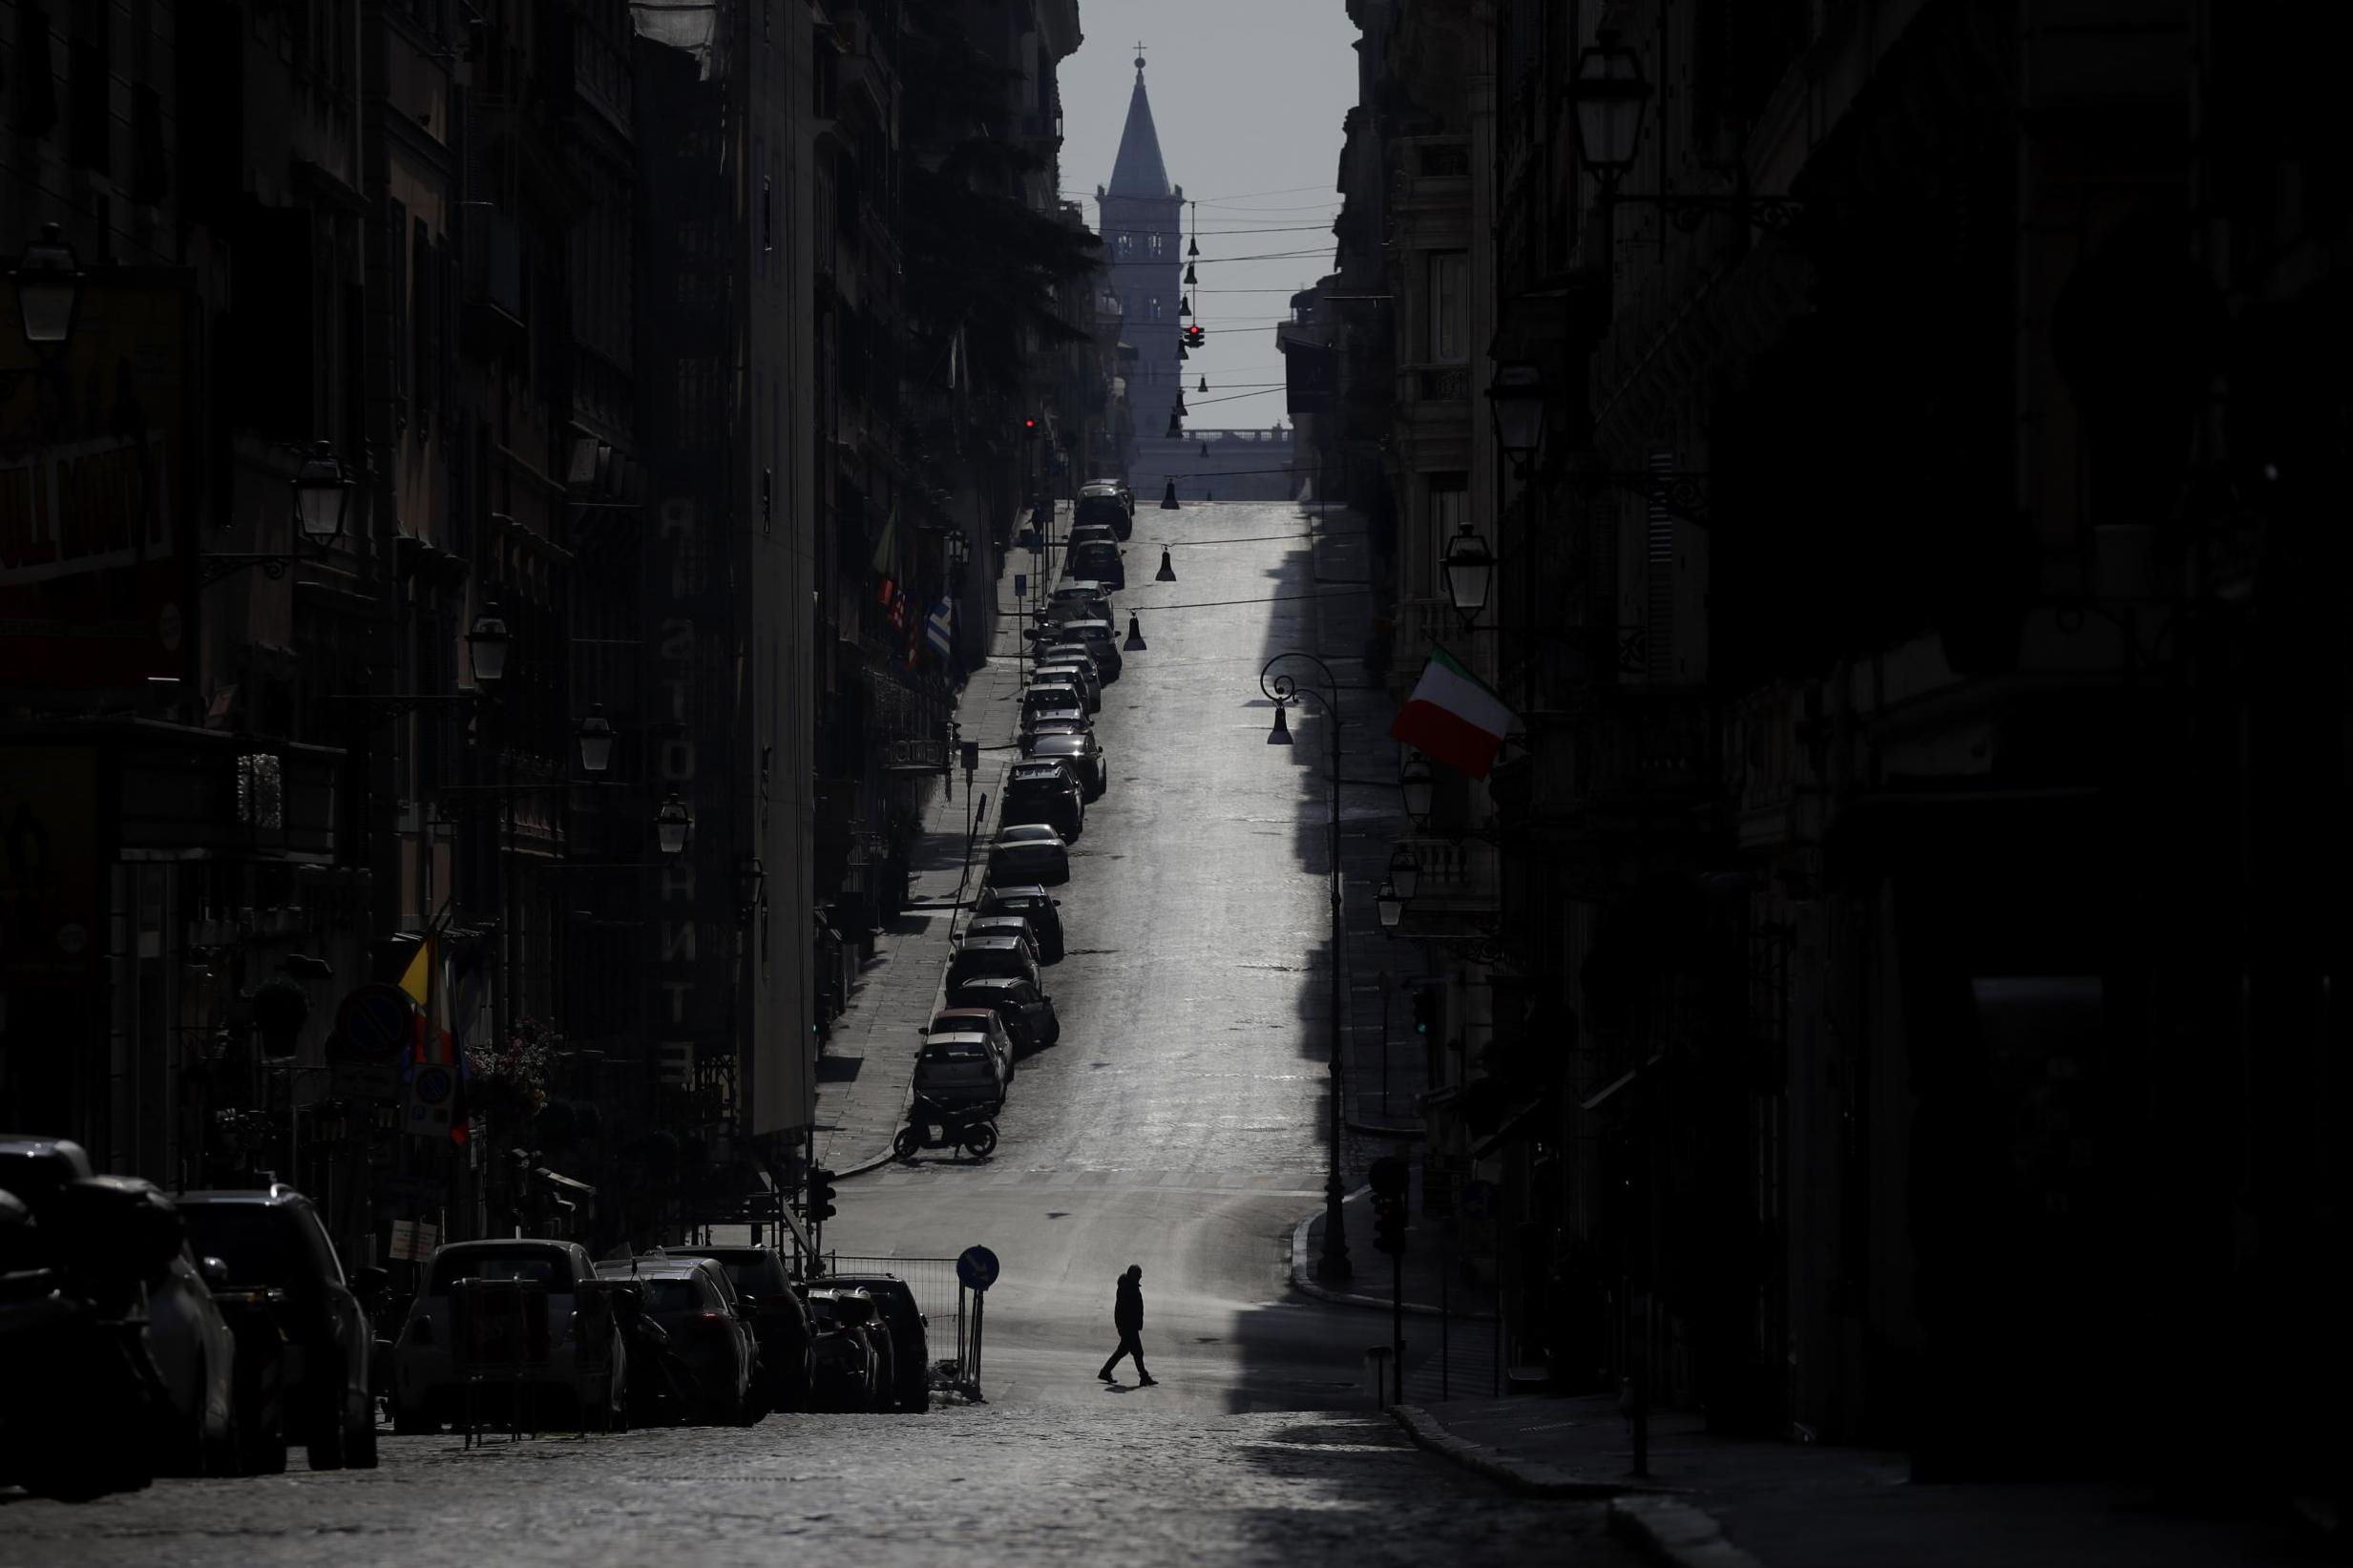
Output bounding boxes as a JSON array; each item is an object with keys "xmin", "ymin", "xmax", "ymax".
[
  {"xmin": 1173, "ymin": 390, "xmax": 1187, "ymax": 416},
  {"xmin": 1166, "ymin": 409, "xmax": 1182, "ymax": 439},
  {"xmin": 1179, "ymin": 296, "xmax": 1191, "ymax": 317},
  {"xmin": 1184, "ymin": 261, "xmax": 1197, "ymax": 285},
  {"xmin": 1198, "ymin": 376, "xmax": 1208, "ymax": 393}
]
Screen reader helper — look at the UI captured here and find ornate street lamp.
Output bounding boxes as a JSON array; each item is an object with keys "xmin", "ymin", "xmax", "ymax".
[
  {"xmin": 656, "ymin": 794, "xmax": 693, "ymax": 857},
  {"xmin": 1572, "ymin": 31, "xmax": 1650, "ymax": 182},
  {"xmin": 11, "ymin": 222, "xmax": 82, "ymax": 345},
  {"xmin": 1440, "ymin": 523, "xmax": 1495, "ymax": 627},
  {"xmin": 1376, "ymin": 878, "xmax": 1404, "ymax": 932},
  {"xmin": 736, "ymin": 855, "xmax": 767, "ymax": 924},
  {"xmin": 1488, "ymin": 363, "xmax": 1545, "ymax": 473},
  {"xmin": 1156, "ymin": 546, "xmax": 1177, "ymax": 582},
  {"xmin": 1267, "ymin": 702, "xmax": 1292, "ymax": 744},
  {"xmin": 1387, "ymin": 843, "xmax": 1421, "ymax": 902},
  {"xmin": 467, "ymin": 601, "xmax": 512, "ymax": 686},
  {"xmin": 575, "ymin": 705, "xmax": 616, "ymax": 774},
  {"xmin": 1400, "ymin": 754, "xmax": 1436, "ymax": 826},
  {"xmin": 290, "ymin": 441, "xmax": 354, "ymax": 545}
]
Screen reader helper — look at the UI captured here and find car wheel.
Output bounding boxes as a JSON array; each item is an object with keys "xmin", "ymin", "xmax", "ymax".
[
  {"xmin": 305, "ymin": 1384, "xmax": 347, "ymax": 1471},
  {"xmin": 347, "ymin": 1400, "xmax": 379, "ymax": 1470}
]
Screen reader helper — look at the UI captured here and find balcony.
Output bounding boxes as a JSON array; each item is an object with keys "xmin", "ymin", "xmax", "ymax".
[
  {"xmin": 1524, "ymin": 686, "xmax": 1712, "ymax": 826},
  {"xmin": 1396, "ymin": 835, "xmax": 1500, "ymax": 914}
]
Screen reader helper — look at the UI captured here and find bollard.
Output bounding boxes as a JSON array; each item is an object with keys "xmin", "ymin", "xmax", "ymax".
[{"xmin": 1364, "ymin": 1345, "xmax": 1396, "ymax": 1410}]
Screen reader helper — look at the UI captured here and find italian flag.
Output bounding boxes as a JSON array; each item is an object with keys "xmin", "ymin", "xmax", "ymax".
[{"xmin": 1389, "ymin": 646, "xmax": 1515, "ymax": 779}]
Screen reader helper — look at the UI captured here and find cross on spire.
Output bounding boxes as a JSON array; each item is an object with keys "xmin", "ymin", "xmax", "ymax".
[{"xmin": 1133, "ymin": 41, "xmax": 1146, "ymax": 75}]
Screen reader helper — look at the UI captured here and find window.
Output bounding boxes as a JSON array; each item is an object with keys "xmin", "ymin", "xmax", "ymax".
[
  {"xmin": 1427, "ymin": 472, "xmax": 1468, "ymax": 596},
  {"xmin": 1147, "ymin": 233, "xmax": 1165, "ymax": 258},
  {"xmin": 236, "ymin": 754, "xmax": 284, "ymax": 829},
  {"xmin": 1429, "ymin": 252, "xmax": 1468, "ymax": 363},
  {"xmin": 1113, "ymin": 232, "xmax": 1134, "ymax": 259},
  {"xmin": 1146, "ymin": 295, "xmax": 1162, "ymax": 321}
]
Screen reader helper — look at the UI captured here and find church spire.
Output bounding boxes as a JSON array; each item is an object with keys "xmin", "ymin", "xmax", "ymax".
[{"xmin": 1107, "ymin": 47, "xmax": 1171, "ymax": 199}]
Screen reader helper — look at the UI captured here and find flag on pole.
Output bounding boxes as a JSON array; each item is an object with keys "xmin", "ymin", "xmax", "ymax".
[
  {"xmin": 869, "ymin": 510, "xmax": 897, "ymax": 579},
  {"xmin": 394, "ymin": 935, "xmax": 431, "ymax": 1010},
  {"xmin": 925, "ymin": 596, "xmax": 956, "ymax": 659},
  {"xmin": 1388, "ymin": 646, "xmax": 1516, "ymax": 779}
]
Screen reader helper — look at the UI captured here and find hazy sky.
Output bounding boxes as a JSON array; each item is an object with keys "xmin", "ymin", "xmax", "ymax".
[{"xmin": 1057, "ymin": 2, "xmax": 1359, "ymax": 430}]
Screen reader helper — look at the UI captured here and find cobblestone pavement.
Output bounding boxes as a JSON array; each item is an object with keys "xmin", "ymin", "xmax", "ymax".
[{"xmin": 0, "ymin": 1404, "xmax": 1637, "ymax": 1568}]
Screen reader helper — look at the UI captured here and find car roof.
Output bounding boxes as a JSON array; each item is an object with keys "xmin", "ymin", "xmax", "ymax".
[
  {"xmin": 440, "ymin": 1238, "xmax": 579, "ymax": 1256},
  {"xmin": 998, "ymin": 823, "xmax": 1061, "ymax": 840},
  {"xmin": 1010, "ymin": 760, "xmax": 1070, "ymax": 777},
  {"xmin": 960, "ymin": 933, "xmax": 1027, "ymax": 951},
  {"xmin": 176, "ymin": 1185, "xmax": 310, "ymax": 1207},
  {"xmin": 932, "ymin": 1006, "xmax": 1000, "ymax": 1022},
  {"xmin": 596, "ymin": 1259, "xmax": 709, "ymax": 1279},
  {"xmin": 1061, "ymin": 619, "xmax": 1114, "ymax": 634},
  {"xmin": 951, "ymin": 974, "xmax": 1029, "ymax": 992},
  {"xmin": 1053, "ymin": 579, "xmax": 1110, "ymax": 594},
  {"xmin": 984, "ymin": 884, "xmax": 1048, "ymax": 900}
]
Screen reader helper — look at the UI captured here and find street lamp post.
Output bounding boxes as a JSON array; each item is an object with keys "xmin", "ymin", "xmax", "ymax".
[{"xmin": 1261, "ymin": 651, "xmax": 1352, "ymax": 1283}]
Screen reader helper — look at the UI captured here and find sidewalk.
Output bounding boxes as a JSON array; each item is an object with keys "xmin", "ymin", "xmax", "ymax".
[
  {"xmin": 1391, "ymin": 1393, "xmax": 2321, "ymax": 1566},
  {"xmin": 811, "ymin": 541, "xmax": 1040, "ymax": 1179}
]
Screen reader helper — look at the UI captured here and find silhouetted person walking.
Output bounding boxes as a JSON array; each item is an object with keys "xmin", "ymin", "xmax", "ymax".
[{"xmin": 1097, "ymin": 1264, "xmax": 1155, "ymax": 1386}]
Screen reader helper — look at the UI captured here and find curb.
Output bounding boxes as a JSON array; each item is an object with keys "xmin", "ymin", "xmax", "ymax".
[
  {"xmin": 1607, "ymin": 1496, "xmax": 1761, "ymax": 1568},
  {"xmin": 1288, "ymin": 1207, "xmax": 1496, "ymax": 1322},
  {"xmin": 1389, "ymin": 1404, "xmax": 1629, "ymax": 1499}
]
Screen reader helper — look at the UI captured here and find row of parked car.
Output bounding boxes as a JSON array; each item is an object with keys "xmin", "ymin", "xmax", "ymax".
[
  {"xmin": 389, "ymin": 1237, "xmax": 930, "ymax": 1429},
  {"xmin": 1, "ymin": 1136, "xmax": 389, "ymax": 1496},
  {"xmin": 0, "ymin": 1133, "xmax": 939, "ymax": 1500},
  {"xmin": 908, "ymin": 482, "xmax": 1135, "ymax": 1126}
]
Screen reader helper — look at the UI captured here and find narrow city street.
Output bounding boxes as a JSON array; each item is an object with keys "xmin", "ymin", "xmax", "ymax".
[{"xmin": 0, "ymin": 506, "xmax": 1635, "ymax": 1566}]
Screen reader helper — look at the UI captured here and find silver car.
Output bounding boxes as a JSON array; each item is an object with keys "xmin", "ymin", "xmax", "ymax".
[{"xmin": 986, "ymin": 824, "xmax": 1070, "ymax": 888}]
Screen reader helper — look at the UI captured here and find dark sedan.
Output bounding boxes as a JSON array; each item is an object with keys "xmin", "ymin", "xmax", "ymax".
[
  {"xmin": 178, "ymin": 1186, "xmax": 386, "ymax": 1471},
  {"xmin": 1021, "ymin": 729, "xmax": 1105, "ymax": 798},
  {"xmin": 804, "ymin": 1274, "xmax": 931, "ymax": 1411},
  {"xmin": 667, "ymin": 1244, "xmax": 813, "ymax": 1412},
  {"xmin": 976, "ymin": 884, "xmax": 1063, "ymax": 961}
]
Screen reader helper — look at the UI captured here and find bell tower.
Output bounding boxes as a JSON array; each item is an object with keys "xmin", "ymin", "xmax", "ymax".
[{"xmin": 1096, "ymin": 49, "xmax": 1184, "ymax": 465}]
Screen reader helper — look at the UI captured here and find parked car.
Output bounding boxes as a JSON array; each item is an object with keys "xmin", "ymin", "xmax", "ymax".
[
  {"xmin": 975, "ymin": 884, "xmax": 1064, "ymax": 962},
  {"xmin": 1040, "ymin": 634, "xmax": 1108, "ymax": 684},
  {"xmin": 911, "ymin": 1034, "xmax": 1007, "ymax": 1111},
  {"xmin": 1050, "ymin": 578, "xmax": 1116, "ymax": 617},
  {"xmin": 804, "ymin": 1273, "xmax": 931, "ymax": 1411},
  {"xmin": 1076, "ymin": 483, "xmax": 1132, "ymax": 536},
  {"xmin": 1023, "ymin": 674, "xmax": 1092, "ymax": 720},
  {"xmin": 145, "ymin": 1240, "xmax": 242, "ymax": 1475},
  {"xmin": 947, "ymin": 973, "xmax": 1061, "ymax": 1052},
  {"xmin": 1033, "ymin": 653, "xmax": 1101, "ymax": 709},
  {"xmin": 965, "ymin": 912, "xmax": 1049, "ymax": 967},
  {"xmin": 178, "ymin": 1185, "xmax": 386, "ymax": 1470},
  {"xmin": 1004, "ymin": 760, "xmax": 1085, "ymax": 837},
  {"xmin": 1057, "ymin": 619, "xmax": 1124, "ymax": 679},
  {"xmin": 1021, "ymin": 729, "xmax": 1106, "ymax": 799},
  {"xmin": 390, "ymin": 1238, "xmax": 624, "ymax": 1432},
  {"xmin": 924, "ymin": 1007, "xmax": 1019, "ymax": 1081},
  {"xmin": 814, "ymin": 1287, "xmax": 898, "ymax": 1412},
  {"xmin": 798, "ymin": 1288, "xmax": 882, "ymax": 1412},
  {"xmin": 947, "ymin": 930, "xmax": 1042, "ymax": 990},
  {"xmin": 1066, "ymin": 521, "xmax": 1120, "ymax": 551},
  {"xmin": 987, "ymin": 825, "xmax": 1071, "ymax": 887},
  {"xmin": 593, "ymin": 1257, "xmax": 757, "ymax": 1425},
  {"xmin": 667, "ymin": 1244, "xmax": 813, "ymax": 1412},
  {"xmin": 1019, "ymin": 685, "xmax": 1090, "ymax": 734},
  {"xmin": 1068, "ymin": 539, "xmax": 1124, "ymax": 589}
]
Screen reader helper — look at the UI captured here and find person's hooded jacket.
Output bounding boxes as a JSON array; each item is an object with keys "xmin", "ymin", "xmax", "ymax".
[{"xmin": 1113, "ymin": 1272, "xmax": 1143, "ymax": 1334}]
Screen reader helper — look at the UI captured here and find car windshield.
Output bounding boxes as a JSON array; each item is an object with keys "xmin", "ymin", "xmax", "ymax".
[
  {"xmin": 180, "ymin": 1204, "xmax": 309, "ymax": 1288},
  {"xmin": 430, "ymin": 1247, "xmax": 571, "ymax": 1292},
  {"xmin": 1000, "ymin": 826, "xmax": 1057, "ymax": 843},
  {"xmin": 679, "ymin": 1251, "xmax": 789, "ymax": 1297},
  {"xmin": 1029, "ymin": 737, "xmax": 1085, "ymax": 757},
  {"xmin": 923, "ymin": 1039, "xmax": 988, "ymax": 1060}
]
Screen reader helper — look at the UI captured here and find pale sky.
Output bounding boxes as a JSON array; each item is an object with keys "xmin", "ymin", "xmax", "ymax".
[{"xmin": 1057, "ymin": 1, "xmax": 1360, "ymax": 430}]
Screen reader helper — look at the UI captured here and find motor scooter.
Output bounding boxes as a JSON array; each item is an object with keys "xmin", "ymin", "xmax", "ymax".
[{"xmin": 893, "ymin": 1096, "xmax": 999, "ymax": 1160}]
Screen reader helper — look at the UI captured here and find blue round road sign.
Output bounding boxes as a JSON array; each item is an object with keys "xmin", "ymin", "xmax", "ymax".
[
  {"xmin": 956, "ymin": 1244, "xmax": 1000, "ymax": 1293},
  {"xmin": 333, "ymin": 984, "xmax": 416, "ymax": 1065},
  {"xmin": 1460, "ymin": 1179, "xmax": 1498, "ymax": 1222}
]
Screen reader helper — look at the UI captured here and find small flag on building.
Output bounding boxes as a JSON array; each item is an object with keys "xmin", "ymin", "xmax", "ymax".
[
  {"xmin": 1388, "ymin": 646, "xmax": 1516, "ymax": 779},
  {"xmin": 926, "ymin": 596, "xmax": 956, "ymax": 659}
]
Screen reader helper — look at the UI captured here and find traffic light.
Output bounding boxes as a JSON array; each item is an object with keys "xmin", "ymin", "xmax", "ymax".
[
  {"xmin": 807, "ymin": 1166, "xmax": 837, "ymax": 1223},
  {"xmin": 1183, "ymin": 325, "xmax": 1206, "ymax": 348},
  {"xmin": 1411, "ymin": 988, "xmax": 1439, "ymax": 1037},
  {"xmin": 1022, "ymin": 417, "xmax": 1040, "ymax": 439}
]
